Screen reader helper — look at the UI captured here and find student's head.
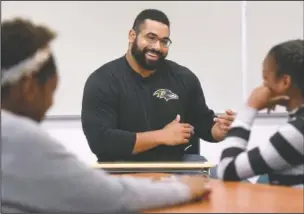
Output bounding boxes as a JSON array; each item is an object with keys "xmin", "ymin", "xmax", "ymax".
[
  {"xmin": 263, "ymin": 39, "xmax": 304, "ymax": 100},
  {"xmin": 128, "ymin": 9, "xmax": 171, "ymax": 70},
  {"xmin": 1, "ymin": 18, "xmax": 58, "ymax": 122}
]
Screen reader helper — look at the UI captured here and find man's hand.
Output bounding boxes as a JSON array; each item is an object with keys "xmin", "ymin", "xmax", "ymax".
[
  {"xmin": 212, "ymin": 109, "xmax": 235, "ymax": 141},
  {"xmin": 247, "ymin": 85, "xmax": 290, "ymax": 112},
  {"xmin": 214, "ymin": 110, "xmax": 235, "ymax": 131},
  {"xmin": 159, "ymin": 115, "xmax": 194, "ymax": 146},
  {"xmin": 133, "ymin": 115, "xmax": 194, "ymax": 154}
]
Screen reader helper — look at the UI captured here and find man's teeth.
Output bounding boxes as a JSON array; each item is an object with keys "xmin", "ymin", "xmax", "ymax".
[{"xmin": 148, "ymin": 52, "xmax": 157, "ymax": 57}]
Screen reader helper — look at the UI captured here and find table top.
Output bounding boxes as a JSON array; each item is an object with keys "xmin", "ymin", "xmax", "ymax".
[{"xmin": 127, "ymin": 173, "xmax": 303, "ymax": 213}]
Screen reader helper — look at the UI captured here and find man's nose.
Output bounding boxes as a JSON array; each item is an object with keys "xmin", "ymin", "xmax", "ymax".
[{"xmin": 150, "ymin": 40, "xmax": 161, "ymax": 51}]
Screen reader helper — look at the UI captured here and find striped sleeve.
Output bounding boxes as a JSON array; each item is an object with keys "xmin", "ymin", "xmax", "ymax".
[{"xmin": 217, "ymin": 106, "xmax": 304, "ymax": 181}]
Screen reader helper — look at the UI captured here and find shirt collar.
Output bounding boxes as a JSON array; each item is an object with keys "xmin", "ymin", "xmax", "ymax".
[{"xmin": 289, "ymin": 104, "xmax": 304, "ymax": 119}]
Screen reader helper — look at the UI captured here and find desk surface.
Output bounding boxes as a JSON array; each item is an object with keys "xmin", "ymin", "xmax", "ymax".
[
  {"xmin": 127, "ymin": 173, "xmax": 303, "ymax": 213},
  {"xmin": 92, "ymin": 162, "xmax": 215, "ymax": 169}
]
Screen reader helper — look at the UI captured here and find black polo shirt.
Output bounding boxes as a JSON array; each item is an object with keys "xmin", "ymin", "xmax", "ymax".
[{"xmin": 81, "ymin": 56, "xmax": 216, "ymax": 162}]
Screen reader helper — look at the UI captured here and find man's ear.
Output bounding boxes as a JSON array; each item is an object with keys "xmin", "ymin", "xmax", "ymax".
[{"xmin": 128, "ymin": 29, "xmax": 136, "ymax": 43}]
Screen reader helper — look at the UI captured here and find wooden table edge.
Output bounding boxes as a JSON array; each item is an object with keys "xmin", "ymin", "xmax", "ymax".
[{"xmin": 92, "ymin": 162, "xmax": 216, "ymax": 169}]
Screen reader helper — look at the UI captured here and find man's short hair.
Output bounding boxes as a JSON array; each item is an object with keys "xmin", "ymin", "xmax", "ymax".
[{"xmin": 132, "ymin": 9, "xmax": 170, "ymax": 32}]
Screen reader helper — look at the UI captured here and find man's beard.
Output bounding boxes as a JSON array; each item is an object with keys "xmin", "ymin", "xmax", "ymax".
[{"xmin": 131, "ymin": 41, "xmax": 167, "ymax": 70}]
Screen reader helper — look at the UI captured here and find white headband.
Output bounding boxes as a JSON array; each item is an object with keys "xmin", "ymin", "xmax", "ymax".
[{"xmin": 1, "ymin": 48, "xmax": 51, "ymax": 87}]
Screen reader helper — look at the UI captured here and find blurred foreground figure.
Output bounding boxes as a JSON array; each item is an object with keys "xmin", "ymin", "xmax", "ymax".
[
  {"xmin": 1, "ymin": 18, "xmax": 210, "ymax": 213},
  {"xmin": 217, "ymin": 39, "xmax": 304, "ymax": 188}
]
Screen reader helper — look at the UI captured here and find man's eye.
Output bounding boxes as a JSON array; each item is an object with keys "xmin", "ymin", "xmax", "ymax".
[
  {"xmin": 161, "ymin": 39, "xmax": 169, "ymax": 45},
  {"xmin": 147, "ymin": 36, "xmax": 157, "ymax": 41}
]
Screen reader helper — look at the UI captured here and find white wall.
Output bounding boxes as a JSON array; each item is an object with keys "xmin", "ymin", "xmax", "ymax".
[
  {"xmin": 3, "ymin": 1, "xmax": 302, "ymax": 116},
  {"xmin": 246, "ymin": 1, "xmax": 304, "ymax": 103},
  {"xmin": 2, "ymin": 1, "xmax": 244, "ymax": 115}
]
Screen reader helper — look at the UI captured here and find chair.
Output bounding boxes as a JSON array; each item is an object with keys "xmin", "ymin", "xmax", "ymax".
[{"xmin": 256, "ymin": 174, "xmax": 269, "ymax": 184}]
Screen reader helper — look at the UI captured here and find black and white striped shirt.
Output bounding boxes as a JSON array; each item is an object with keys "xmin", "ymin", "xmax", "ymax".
[{"xmin": 217, "ymin": 105, "xmax": 304, "ymax": 187}]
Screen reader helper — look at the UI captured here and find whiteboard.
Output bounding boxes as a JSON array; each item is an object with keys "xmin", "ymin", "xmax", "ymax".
[
  {"xmin": 2, "ymin": 1, "xmax": 243, "ymax": 116},
  {"xmin": 246, "ymin": 1, "xmax": 304, "ymax": 113}
]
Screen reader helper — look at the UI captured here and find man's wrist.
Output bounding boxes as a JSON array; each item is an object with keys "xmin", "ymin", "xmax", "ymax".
[
  {"xmin": 211, "ymin": 125, "xmax": 222, "ymax": 142},
  {"xmin": 150, "ymin": 129, "xmax": 166, "ymax": 145},
  {"xmin": 133, "ymin": 130, "xmax": 165, "ymax": 154}
]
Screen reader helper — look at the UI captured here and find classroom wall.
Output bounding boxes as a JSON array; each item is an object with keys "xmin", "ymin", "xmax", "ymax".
[
  {"xmin": 3, "ymin": 1, "xmax": 302, "ymax": 116},
  {"xmin": 2, "ymin": 1, "xmax": 245, "ymax": 115}
]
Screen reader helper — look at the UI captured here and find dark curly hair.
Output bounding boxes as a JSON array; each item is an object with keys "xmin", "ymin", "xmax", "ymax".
[
  {"xmin": 132, "ymin": 9, "xmax": 170, "ymax": 33},
  {"xmin": 268, "ymin": 39, "xmax": 304, "ymax": 96},
  {"xmin": 1, "ymin": 18, "xmax": 57, "ymax": 96}
]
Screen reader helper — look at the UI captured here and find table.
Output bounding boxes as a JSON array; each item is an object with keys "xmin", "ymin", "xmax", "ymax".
[
  {"xmin": 126, "ymin": 173, "xmax": 303, "ymax": 213},
  {"xmin": 92, "ymin": 162, "xmax": 215, "ymax": 174}
]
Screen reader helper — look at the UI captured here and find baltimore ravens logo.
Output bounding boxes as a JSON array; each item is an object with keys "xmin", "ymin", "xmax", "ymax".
[{"xmin": 153, "ymin": 89, "xmax": 179, "ymax": 102}]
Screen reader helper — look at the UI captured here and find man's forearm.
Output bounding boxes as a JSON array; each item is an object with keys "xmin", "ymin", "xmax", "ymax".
[{"xmin": 132, "ymin": 130, "xmax": 164, "ymax": 154}]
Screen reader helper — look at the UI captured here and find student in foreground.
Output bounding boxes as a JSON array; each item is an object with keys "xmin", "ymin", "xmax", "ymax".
[
  {"xmin": 1, "ymin": 18, "xmax": 210, "ymax": 213},
  {"xmin": 217, "ymin": 39, "xmax": 304, "ymax": 187}
]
